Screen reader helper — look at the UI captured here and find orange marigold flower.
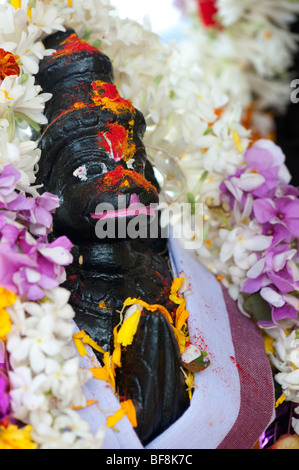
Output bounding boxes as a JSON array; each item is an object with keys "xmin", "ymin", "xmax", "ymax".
[{"xmin": 0, "ymin": 49, "xmax": 20, "ymax": 81}]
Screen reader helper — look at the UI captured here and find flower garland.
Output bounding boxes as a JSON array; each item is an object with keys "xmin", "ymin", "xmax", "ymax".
[
  {"xmin": 176, "ymin": 0, "xmax": 299, "ymax": 113},
  {"xmin": 0, "ymin": 0, "xmax": 299, "ymax": 448},
  {"xmin": 0, "ymin": 0, "xmax": 104, "ymax": 449}
]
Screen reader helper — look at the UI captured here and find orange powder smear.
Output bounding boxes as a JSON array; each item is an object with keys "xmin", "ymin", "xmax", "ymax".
[{"xmin": 98, "ymin": 165, "xmax": 157, "ymax": 193}]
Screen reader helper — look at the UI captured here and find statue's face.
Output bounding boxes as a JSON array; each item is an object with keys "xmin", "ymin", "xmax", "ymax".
[
  {"xmin": 40, "ymin": 105, "xmax": 158, "ymax": 242},
  {"xmin": 37, "ymin": 34, "xmax": 159, "ymax": 242}
]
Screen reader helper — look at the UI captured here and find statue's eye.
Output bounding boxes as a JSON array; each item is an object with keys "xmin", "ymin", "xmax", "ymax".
[
  {"xmin": 87, "ymin": 162, "xmax": 107, "ymax": 176},
  {"xmin": 73, "ymin": 163, "xmax": 107, "ymax": 180}
]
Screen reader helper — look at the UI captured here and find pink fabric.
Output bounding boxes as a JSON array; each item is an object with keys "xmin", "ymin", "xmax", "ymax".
[{"xmin": 217, "ymin": 287, "xmax": 275, "ymax": 449}]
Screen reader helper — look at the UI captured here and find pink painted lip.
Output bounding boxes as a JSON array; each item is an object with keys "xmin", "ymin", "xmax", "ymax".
[{"xmin": 90, "ymin": 193, "xmax": 156, "ymax": 220}]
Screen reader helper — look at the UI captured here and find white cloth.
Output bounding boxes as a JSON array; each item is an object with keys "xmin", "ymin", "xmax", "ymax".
[{"xmin": 75, "ymin": 236, "xmax": 274, "ymax": 449}]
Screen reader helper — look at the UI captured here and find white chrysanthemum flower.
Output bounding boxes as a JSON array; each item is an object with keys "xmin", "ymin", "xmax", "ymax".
[
  {"xmin": 0, "ymin": 75, "xmax": 52, "ymax": 125},
  {"xmin": 40, "ymin": 409, "xmax": 105, "ymax": 449},
  {"xmin": 9, "ymin": 366, "xmax": 48, "ymax": 421},
  {"xmin": 219, "ymin": 222, "xmax": 273, "ymax": 271},
  {"xmin": 180, "ymin": 0, "xmax": 299, "ymax": 111},
  {"xmin": 266, "ymin": 328, "xmax": 299, "ymax": 403},
  {"xmin": 1, "ymin": 31, "xmax": 50, "ymax": 76},
  {"xmin": 29, "ymin": 409, "xmax": 105, "ymax": 449},
  {"xmin": 29, "ymin": 0, "xmax": 66, "ymax": 37},
  {"xmin": 0, "ymin": 129, "xmax": 40, "ymax": 189},
  {"xmin": 0, "ymin": 3, "xmax": 28, "ymax": 37}
]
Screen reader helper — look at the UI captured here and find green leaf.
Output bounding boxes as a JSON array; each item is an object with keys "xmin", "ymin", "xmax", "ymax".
[
  {"xmin": 14, "ymin": 111, "xmax": 41, "ymax": 133},
  {"xmin": 244, "ymin": 292, "xmax": 272, "ymax": 322},
  {"xmin": 154, "ymin": 74, "xmax": 163, "ymax": 86},
  {"xmin": 21, "ymin": 73, "xmax": 28, "ymax": 84},
  {"xmin": 204, "ymin": 127, "xmax": 213, "ymax": 135},
  {"xmin": 92, "ymin": 39, "xmax": 101, "ymax": 49},
  {"xmin": 83, "ymin": 28, "xmax": 92, "ymax": 40}
]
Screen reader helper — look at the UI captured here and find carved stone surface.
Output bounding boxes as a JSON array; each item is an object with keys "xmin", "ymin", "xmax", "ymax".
[{"xmin": 36, "ymin": 29, "xmax": 190, "ymax": 444}]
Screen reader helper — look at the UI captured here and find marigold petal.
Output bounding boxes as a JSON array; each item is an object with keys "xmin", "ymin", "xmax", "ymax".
[
  {"xmin": 106, "ymin": 407, "xmax": 126, "ymax": 428},
  {"xmin": 172, "ymin": 326, "xmax": 187, "ymax": 354},
  {"xmin": 232, "ymin": 129, "xmax": 243, "ymax": 153},
  {"xmin": 0, "ymin": 424, "xmax": 37, "ymax": 450},
  {"xmin": 0, "ymin": 308, "xmax": 11, "ymax": 339},
  {"xmin": 112, "ymin": 325, "xmax": 122, "ymax": 367},
  {"xmin": 175, "ymin": 298, "xmax": 189, "ymax": 330},
  {"xmin": 82, "ymin": 333, "xmax": 106, "ymax": 355},
  {"xmin": 90, "ymin": 367, "xmax": 111, "ymax": 383},
  {"xmin": 120, "ymin": 399, "xmax": 137, "ymax": 428},
  {"xmin": 169, "ymin": 277, "xmax": 185, "ymax": 304},
  {"xmin": 73, "ymin": 336, "xmax": 87, "ymax": 356},
  {"xmin": 275, "ymin": 394, "xmax": 286, "ymax": 408},
  {"xmin": 123, "ymin": 298, "xmax": 173, "ymax": 325},
  {"xmin": 117, "ymin": 309, "xmax": 141, "ymax": 347},
  {"xmin": 0, "ymin": 287, "xmax": 17, "ymax": 309}
]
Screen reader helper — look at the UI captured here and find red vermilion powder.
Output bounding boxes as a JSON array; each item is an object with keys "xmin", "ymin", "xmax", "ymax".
[
  {"xmin": 53, "ymin": 33, "xmax": 99, "ymax": 58},
  {"xmin": 98, "ymin": 122, "xmax": 136, "ymax": 162}
]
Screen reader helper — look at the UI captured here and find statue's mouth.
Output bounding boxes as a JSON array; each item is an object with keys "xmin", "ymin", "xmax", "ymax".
[
  {"xmin": 88, "ymin": 166, "xmax": 158, "ymax": 221},
  {"xmin": 90, "ymin": 193, "xmax": 156, "ymax": 220}
]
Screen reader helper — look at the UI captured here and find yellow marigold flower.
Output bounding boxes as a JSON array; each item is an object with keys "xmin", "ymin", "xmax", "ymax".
[
  {"xmin": 0, "ymin": 288, "xmax": 17, "ymax": 340},
  {"xmin": 0, "ymin": 424, "xmax": 37, "ymax": 449}
]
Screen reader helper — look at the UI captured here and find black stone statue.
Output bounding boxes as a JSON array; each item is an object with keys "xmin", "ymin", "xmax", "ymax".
[{"xmin": 35, "ymin": 29, "xmax": 190, "ymax": 445}]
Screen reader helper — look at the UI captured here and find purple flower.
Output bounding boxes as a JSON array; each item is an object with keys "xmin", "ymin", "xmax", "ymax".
[
  {"xmin": 0, "ymin": 165, "xmax": 22, "ymax": 209},
  {"xmin": 0, "ymin": 164, "xmax": 21, "ymax": 197},
  {"xmin": 253, "ymin": 196, "xmax": 299, "ymax": 239},
  {"xmin": 0, "ymin": 242, "xmax": 37, "ymax": 293},
  {"xmin": 9, "ymin": 234, "xmax": 73, "ymax": 301},
  {"xmin": 0, "ymin": 344, "xmax": 11, "ymax": 423},
  {"xmin": 244, "ymin": 139, "xmax": 291, "ymax": 199},
  {"xmin": 0, "ymin": 164, "xmax": 73, "ymax": 300},
  {"xmin": 0, "ymin": 367, "xmax": 11, "ymax": 421},
  {"xmin": 242, "ymin": 239, "xmax": 299, "ymax": 296},
  {"xmin": 17, "ymin": 192, "xmax": 60, "ymax": 239},
  {"xmin": 261, "ymin": 222, "xmax": 292, "ymax": 247},
  {"xmin": 272, "ymin": 304, "xmax": 298, "ymax": 324}
]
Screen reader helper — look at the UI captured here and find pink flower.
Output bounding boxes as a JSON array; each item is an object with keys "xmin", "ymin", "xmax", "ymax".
[
  {"xmin": 253, "ymin": 196, "xmax": 299, "ymax": 238},
  {"xmin": 0, "ymin": 164, "xmax": 73, "ymax": 300}
]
